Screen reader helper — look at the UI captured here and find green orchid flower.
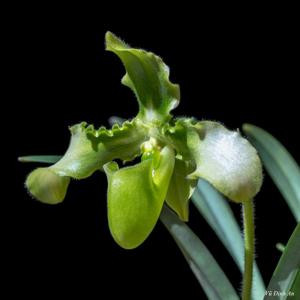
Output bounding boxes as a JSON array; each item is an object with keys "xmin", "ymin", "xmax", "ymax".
[{"xmin": 24, "ymin": 32, "xmax": 263, "ymax": 249}]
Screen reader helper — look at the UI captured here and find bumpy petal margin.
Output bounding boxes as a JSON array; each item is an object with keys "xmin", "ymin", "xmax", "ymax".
[
  {"xmin": 26, "ymin": 120, "xmax": 147, "ymax": 204},
  {"xmin": 187, "ymin": 121, "xmax": 263, "ymax": 203},
  {"xmin": 104, "ymin": 146, "xmax": 175, "ymax": 249},
  {"xmin": 105, "ymin": 32, "xmax": 180, "ymax": 124}
]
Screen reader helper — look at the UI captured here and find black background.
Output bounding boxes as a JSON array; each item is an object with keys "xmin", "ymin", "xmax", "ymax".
[{"xmin": 7, "ymin": 9, "xmax": 299, "ymax": 299}]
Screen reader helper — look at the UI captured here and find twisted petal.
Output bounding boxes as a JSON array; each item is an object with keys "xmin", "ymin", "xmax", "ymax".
[
  {"xmin": 187, "ymin": 121, "xmax": 263, "ymax": 203},
  {"xmin": 26, "ymin": 120, "xmax": 147, "ymax": 204},
  {"xmin": 104, "ymin": 146, "xmax": 175, "ymax": 249}
]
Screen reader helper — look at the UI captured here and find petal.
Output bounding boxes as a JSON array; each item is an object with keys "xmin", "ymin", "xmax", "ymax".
[
  {"xmin": 26, "ymin": 119, "xmax": 147, "ymax": 204},
  {"xmin": 104, "ymin": 146, "xmax": 175, "ymax": 249},
  {"xmin": 51, "ymin": 120, "xmax": 146, "ymax": 178},
  {"xmin": 187, "ymin": 121, "xmax": 263, "ymax": 203},
  {"xmin": 26, "ymin": 168, "xmax": 70, "ymax": 204}
]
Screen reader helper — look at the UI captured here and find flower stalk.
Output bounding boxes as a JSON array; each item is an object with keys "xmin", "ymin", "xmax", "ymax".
[{"xmin": 242, "ymin": 199, "xmax": 255, "ymax": 300}]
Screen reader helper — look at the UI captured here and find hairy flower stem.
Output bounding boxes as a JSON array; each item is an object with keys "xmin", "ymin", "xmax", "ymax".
[{"xmin": 242, "ymin": 199, "xmax": 255, "ymax": 300}]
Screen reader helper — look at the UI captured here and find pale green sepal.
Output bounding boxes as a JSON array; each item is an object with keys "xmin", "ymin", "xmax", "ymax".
[{"xmin": 105, "ymin": 31, "xmax": 180, "ymax": 124}]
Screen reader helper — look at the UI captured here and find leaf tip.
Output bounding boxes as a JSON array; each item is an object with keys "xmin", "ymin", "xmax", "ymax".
[{"xmin": 242, "ymin": 123, "xmax": 255, "ymax": 134}]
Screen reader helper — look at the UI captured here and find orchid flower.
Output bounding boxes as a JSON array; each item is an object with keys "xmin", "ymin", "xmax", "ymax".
[{"xmin": 25, "ymin": 32, "xmax": 262, "ymax": 251}]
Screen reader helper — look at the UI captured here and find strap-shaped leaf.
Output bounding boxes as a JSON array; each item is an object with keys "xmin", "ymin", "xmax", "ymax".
[
  {"xmin": 160, "ymin": 206, "xmax": 239, "ymax": 300},
  {"xmin": 105, "ymin": 32, "xmax": 180, "ymax": 123},
  {"xmin": 187, "ymin": 121, "xmax": 263, "ymax": 203},
  {"xmin": 104, "ymin": 146, "xmax": 175, "ymax": 249},
  {"xmin": 26, "ymin": 120, "xmax": 147, "ymax": 204},
  {"xmin": 265, "ymin": 223, "xmax": 300, "ymax": 299},
  {"xmin": 243, "ymin": 123, "xmax": 300, "ymax": 222},
  {"xmin": 290, "ymin": 270, "xmax": 300, "ymax": 298},
  {"xmin": 18, "ymin": 155, "xmax": 62, "ymax": 163},
  {"xmin": 192, "ymin": 179, "xmax": 266, "ymax": 300}
]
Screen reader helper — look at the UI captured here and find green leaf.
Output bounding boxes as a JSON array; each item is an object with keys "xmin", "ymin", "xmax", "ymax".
[
  {"xmin": 290, "ymin": 270, "xmax": 300, "ymax": 297},
  {"xmin": 26, "ymin": 120, "xmax": 147, "ymax": 204},
  {"xmin": 104, "ymin": 146, "xmax": 175, "ymax": 249},
  {"xmin": 192, "ymin": 179, "xmax": 265, "ymax": 300},
  {"xmin": 18, "ymin": 155, "xmax": 62, "ymax": 163},
  {"xmin": 26, "ymin": 168, "xmax": 70, "ymax": 204},
  {"xmin": 243, "ymin": 124, "xmax": 300, "ymax": 222},
  {"xmin": 265, "ymin": 223, "xmax": 300, "ymax": 299},
  {"xmin": 165, "ymin": 158, "xmax": 197, "ymax": 221},
  {"xmin": 105, "ymin": 31, "xmax": 180, "ymax": 124},
  {"xmin": 187, "ymin": 121, "xmax": 263, "ymax": 203},
  {"xmin": 160, "ymin": 206, "xmax": 239, "ymax": 300}
]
